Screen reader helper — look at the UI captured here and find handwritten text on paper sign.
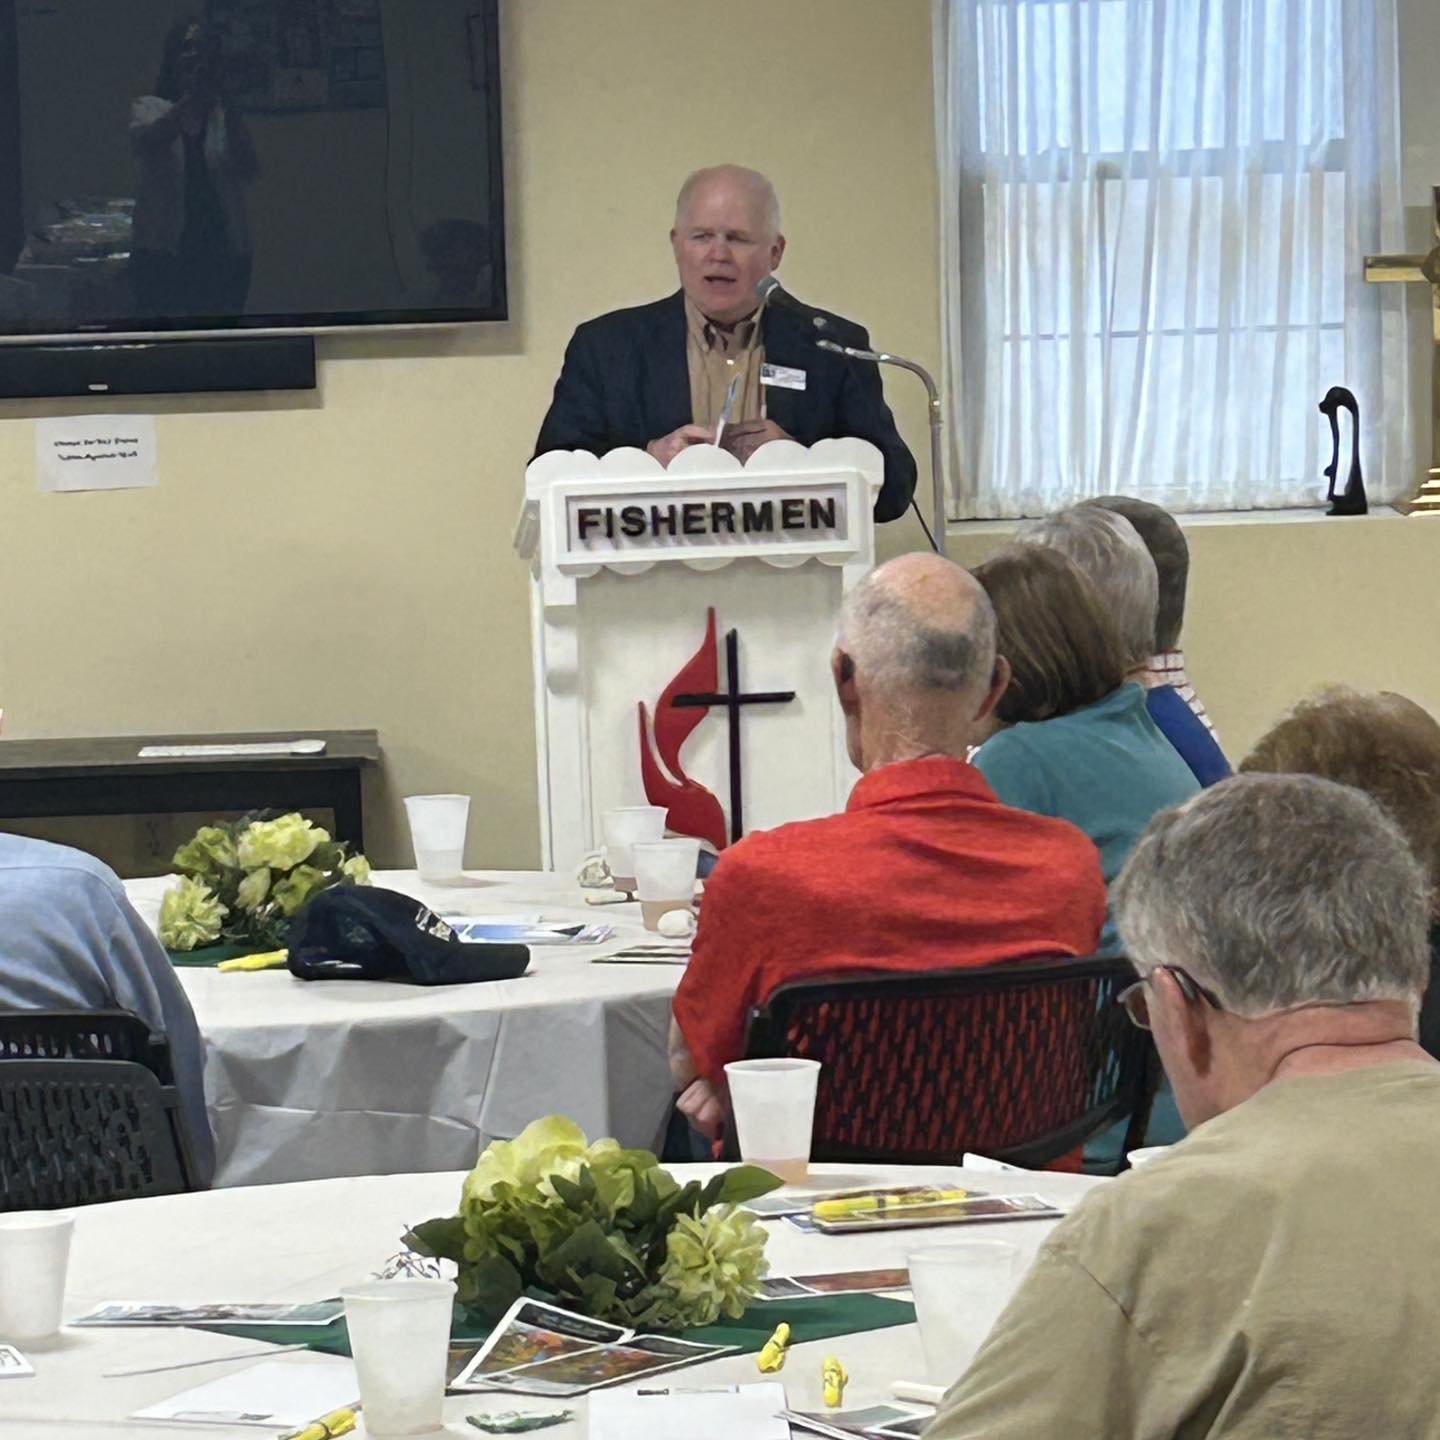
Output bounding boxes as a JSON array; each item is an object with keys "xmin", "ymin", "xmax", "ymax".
[{"xmin": 36, "ymin": 415, "xmax": 159, "ymax": 493}]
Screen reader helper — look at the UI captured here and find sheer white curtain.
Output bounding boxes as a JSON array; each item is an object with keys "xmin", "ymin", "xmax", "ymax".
[{"xmin": 934, "ymin": 0, "xmax": 1411, "ymax": 517}]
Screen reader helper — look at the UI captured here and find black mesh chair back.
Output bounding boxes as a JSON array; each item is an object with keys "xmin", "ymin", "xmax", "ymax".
[
  {"xmin": 0, "ymin": 1059, "xmax": 193, "ymax": 1211},
  {"xmin": 0, "ymin": 1013, "xmax": 195, "ymax": 1211},
  {"xmin": 739, "ymin": 955, "xmax": 1156, "ymax": 1170},
  {"xmin": 0, "ymin": 1010, "xmax": 175, "ymax": 1085}
]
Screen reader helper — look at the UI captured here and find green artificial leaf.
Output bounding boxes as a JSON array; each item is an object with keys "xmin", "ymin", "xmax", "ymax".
[
  {"xmin": 549, "ymin": 1174, "xmax": 592, "ymax": 1211},
  {"xmin": 654, "ymin": 1178, "xmax": 704, "ymax": 1230},
  {"xmin": 573, "ymin": 1272, "xmax": 620, "ymax": 1317},
  {"xmin": 458, "ymin": 1252, "xmax": 524, "ymax": 1320},
  {"xmin": 540, "ymin": 1218, "xmax": 635, "ymax": 1285},
  {"xmin": 405, "ymin": 1216, "xmax": 468, "ymax": 1262},
  {"xmin": 712, "ymin": 1164, "xmax": 784, "ymax": 1207},
  {"xmin": 620, "ymin": 1176, "xmax": 660, "ymax": 1228}
]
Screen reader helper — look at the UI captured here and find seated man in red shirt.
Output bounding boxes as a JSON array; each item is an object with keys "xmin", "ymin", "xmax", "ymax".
[{"xmin": 669, "ymin": 552, "xmax": 1108, "ymax": 1138}]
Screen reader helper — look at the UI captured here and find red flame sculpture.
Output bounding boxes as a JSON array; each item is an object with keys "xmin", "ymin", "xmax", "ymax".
[{"xmin": 639, "ymin": 609, "xmax": 728, "ymax": 851}]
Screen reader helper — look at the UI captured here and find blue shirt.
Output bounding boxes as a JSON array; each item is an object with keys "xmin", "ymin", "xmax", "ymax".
[
  {"xmin": 1146, "ymin": 684, "xmax": 1232, "ymax": 787},
  {"xmin": 974, "ymin": 685, "xmax": 1201, "ymax": 951},
  {"xmin": 0, "ymin": 834, "xmax": 214, "ymax": 1186}
]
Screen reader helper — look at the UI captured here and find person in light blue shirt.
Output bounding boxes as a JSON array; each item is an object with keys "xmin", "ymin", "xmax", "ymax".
[
  {"xmin": 0, "ymin": 833, "xmax": 214, "ymax": 1186},
  {"xmin": 973, "ymin": 546, "xmax": 1197, "ymax": 1162}
]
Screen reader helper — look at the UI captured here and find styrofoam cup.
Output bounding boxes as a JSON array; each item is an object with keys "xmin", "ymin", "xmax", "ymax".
[
  {"xmin": 0, "ymin": 1212, "xmax": 75, "ymax": 1344},
  {"xmin": 404, "ymin": 794, "xmax": 470, "ymax": 883},
  {"xmin": 908, "ymin": 1241, "xmax": 1022, "ymax": 1383},
  {"xmin": 602, "ymin": 806, "xmax": 668, "ymax": 891},
  {"xmin": 633, "ymin": 837, "xmax": 700, "ymax": 931},
  {"xmin": 341, "ymin": 1278, "xmax": 455, "ymax": 1436},
  {"xmin": 723, "ymin": 1058, "xmax": 821, "ymax": 1185},
  {"xmin": 1126, "ymin": 1145, "xmax": 1171, "ymax": 1168}
]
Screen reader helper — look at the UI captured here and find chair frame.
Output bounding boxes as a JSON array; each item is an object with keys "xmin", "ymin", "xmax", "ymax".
[
  {"xmin": 0, "ymin": 1012, "xmax": 195, "ymax": 1210},
  {"xmin": 740, "ymin": 954, "xmax": 1159, "ymax": 1170},
  {"xmin": 0, "ymin": 1009, "xmax": 176, "ymax": 1085}
]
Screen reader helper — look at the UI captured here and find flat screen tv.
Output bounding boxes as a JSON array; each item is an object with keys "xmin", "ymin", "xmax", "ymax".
[{"xmin": 0, "ymin": 0, "xmax": 506, "ymax": 344}]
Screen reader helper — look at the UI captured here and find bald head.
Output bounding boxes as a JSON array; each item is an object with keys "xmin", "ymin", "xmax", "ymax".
[
  {"xmin": 835, "ymin": 555, "xmax": 1000, "ymax": 770},
  {"xmin": 675, "ymin": 165, "xmax": 782, "ymax": 236}
]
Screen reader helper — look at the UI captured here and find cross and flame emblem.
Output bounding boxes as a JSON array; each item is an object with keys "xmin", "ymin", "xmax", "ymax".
[{"xmin": 638, "ymin": 609, "xmax": 796, "ymax": 850}]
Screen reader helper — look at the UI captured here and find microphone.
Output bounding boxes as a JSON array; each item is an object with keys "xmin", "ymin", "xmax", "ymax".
[
  {"xmin": 816, "ymin": 340, "xmax": 949, "ymax": 558},
  {"xmin": 817, "ymin": 337, "xmax": 880, "ymax": 362},
  {"xmin": 756, "ymin": 276, "xmax": 830, "ymax": 332}
]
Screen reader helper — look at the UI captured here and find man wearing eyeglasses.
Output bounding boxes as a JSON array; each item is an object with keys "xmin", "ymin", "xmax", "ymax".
[{"xmin": 928, "ymin": 773, "xmax": 1440, "ymax": 1439}]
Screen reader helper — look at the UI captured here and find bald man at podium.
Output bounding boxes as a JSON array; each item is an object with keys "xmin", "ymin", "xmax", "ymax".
[{"xmin": 534, "ymin": 164, "xmax": 918, "ymax": 523}]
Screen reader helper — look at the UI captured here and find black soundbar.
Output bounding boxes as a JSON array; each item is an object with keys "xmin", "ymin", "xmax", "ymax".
[{"xmin": 0, "ymin": 335, "xmax": 316, "ymax": 400}]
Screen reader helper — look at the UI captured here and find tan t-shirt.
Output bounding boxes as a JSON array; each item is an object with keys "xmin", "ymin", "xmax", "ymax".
[
  {"xmin": 927, "ymin": 1059, "xmax": 1440, "ymax": 1440},
  {"xmin": 684, "ymin": 296, "xmax": 765, "ymax": 430}
]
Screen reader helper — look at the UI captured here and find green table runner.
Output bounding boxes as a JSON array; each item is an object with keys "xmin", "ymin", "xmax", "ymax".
[
  {"xmin": 210, "ymin": 1292, "xmax": 915, "ymax": 1359},
  {"xmin": 166, "ymin": 942, "xmax": 271, "ymax": 968}
]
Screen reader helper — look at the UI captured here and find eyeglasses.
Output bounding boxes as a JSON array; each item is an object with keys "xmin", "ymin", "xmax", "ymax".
[{"xmin": 1117, "ymin": 965, "xmax": 1224, "ymax": 1031}]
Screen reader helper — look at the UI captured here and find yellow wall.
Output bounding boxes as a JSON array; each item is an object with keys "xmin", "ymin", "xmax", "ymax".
[
  {"xmin": 5, "ymin": 0, "xmax": 1440, "ymax": 874},
  {"xmin": 0, "ymin": 0, "xmax": 938, "ymax": 872}
]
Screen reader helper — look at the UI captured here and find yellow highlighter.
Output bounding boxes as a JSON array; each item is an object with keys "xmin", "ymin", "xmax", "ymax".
[
  {"xmin": 812, "ymin": 1188, "xmax": 968, "ymax": 1220},
  {"xmin": 217, "ymin": 949, "xmax": 289, "ymax": 973},
  {"xmin": 279, "ymin": 1406, "xmax": 357, "ymax": 1440},
  {"xmin": 757, "ymin": 1321, "xmax": 792, "ymax": 1373}
]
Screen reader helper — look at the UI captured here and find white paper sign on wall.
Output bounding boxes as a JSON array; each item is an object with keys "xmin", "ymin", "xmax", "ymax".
[{"xmin": 35, "ymin": 415, "xmax": 159, "ymax": 493}]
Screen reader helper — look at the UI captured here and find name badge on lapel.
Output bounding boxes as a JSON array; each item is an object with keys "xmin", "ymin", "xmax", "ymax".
[{"xmin": 760, "ymin": 363, "xmax": 807, "ymax": 392}]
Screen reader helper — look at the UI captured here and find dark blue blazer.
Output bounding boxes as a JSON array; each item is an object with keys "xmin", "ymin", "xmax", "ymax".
[{"xmin": 533, "ymin": 290, "xmax": 918, "ymax": 522}]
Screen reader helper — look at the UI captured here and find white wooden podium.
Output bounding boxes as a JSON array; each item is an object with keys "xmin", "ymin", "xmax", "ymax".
[{"xmin": 515, "ymin": 439, "xmax": 883, "ymax": 871}]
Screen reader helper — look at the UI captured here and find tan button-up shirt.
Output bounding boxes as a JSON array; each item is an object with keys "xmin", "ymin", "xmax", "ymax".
[{"xmin": 684, "ymin": 296, "xmax": 765, "ymax": 431}]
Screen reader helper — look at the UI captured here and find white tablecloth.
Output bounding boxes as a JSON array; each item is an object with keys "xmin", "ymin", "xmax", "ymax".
[
  {"xmin": 124, "ymin": 872, "xmax": 680, "ymax": 1189},
  {"xmin": 0, "ymin": 1163, "xmax": 1107, "ymax": 1439}
]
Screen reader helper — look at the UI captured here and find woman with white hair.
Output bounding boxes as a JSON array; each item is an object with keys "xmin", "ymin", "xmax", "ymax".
[{"xmin": 1025, "ymin": 504, "xmax": 1230, "ymax": 786}]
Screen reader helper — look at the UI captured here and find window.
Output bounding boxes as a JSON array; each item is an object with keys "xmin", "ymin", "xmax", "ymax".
[{"xmin": 935, "ymin": 0, "xmax": 1411, "ymax": 517}]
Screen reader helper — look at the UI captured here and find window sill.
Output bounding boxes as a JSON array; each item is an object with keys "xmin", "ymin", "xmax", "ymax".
[{"xmin": 945, "ymin": 504, "xmax": 1407, "ymax": 542}]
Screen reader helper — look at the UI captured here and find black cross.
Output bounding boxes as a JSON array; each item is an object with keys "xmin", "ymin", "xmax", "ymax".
[{"xmin": 672, "ymin": 628, "xmax": 795, "ymax": 843}]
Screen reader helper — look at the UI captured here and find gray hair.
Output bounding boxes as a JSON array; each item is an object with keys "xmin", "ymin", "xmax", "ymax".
[
  {"xmin": 674, "ymin": 165, "xmax": 782, "ymax": 237},
  {"xmin": 1085, "ymin": 496, "xmax": 1189, "ymax": 651},
  {"xmin": 1021, "ymin": 507, "xmax": 1159, "ymax": 669},
  {"xmin": 1115, "ymin": 773, "xmax": 1432, "ymax": 1016},
  {"xmin": 837, "ymin": 571, "xmax": 997, "ymax": 700}
]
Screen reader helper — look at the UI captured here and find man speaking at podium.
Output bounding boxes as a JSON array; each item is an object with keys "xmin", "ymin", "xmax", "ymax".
[{"xmin": 534, "ymin": 165, "xmax": 918, "ymax": 523}]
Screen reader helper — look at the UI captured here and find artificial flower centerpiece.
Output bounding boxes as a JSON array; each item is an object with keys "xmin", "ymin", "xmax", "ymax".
[
  {"xmin": 159, "ymin": 812, "xmax": 372, "ymax": 952},
  {"xmin": 405, "ymin": 1115, "xmax": 780, "ymax": 1330}
]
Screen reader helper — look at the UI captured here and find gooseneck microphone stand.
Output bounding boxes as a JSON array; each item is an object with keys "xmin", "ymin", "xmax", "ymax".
[{"xmin": 817, "ymin": 337, "xmax": 948, "ymax": 557}]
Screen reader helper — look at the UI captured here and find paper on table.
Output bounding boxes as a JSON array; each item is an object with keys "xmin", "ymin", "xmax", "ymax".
[
  {"xmin": 131, "ymin": 1355, "xmax": 358, "ymax": 1427},
  {"xmin": 0, "ymin": 1345, "xmax": 34, "ymax": 1378},
  {"xmin": 74, "ymin": 1299, "xmax": 344, "ymax": 1327},
  {"xmin": 450, "ymin": 921, "xmax": 614, "ymax": 946},
  {"xmin": 589, "ymin": 1381, "xmax": 789, "ymax": 1440},
  {"xmin": 435, "ymin": 912, "xmax": 541, "ymax": 925}
]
